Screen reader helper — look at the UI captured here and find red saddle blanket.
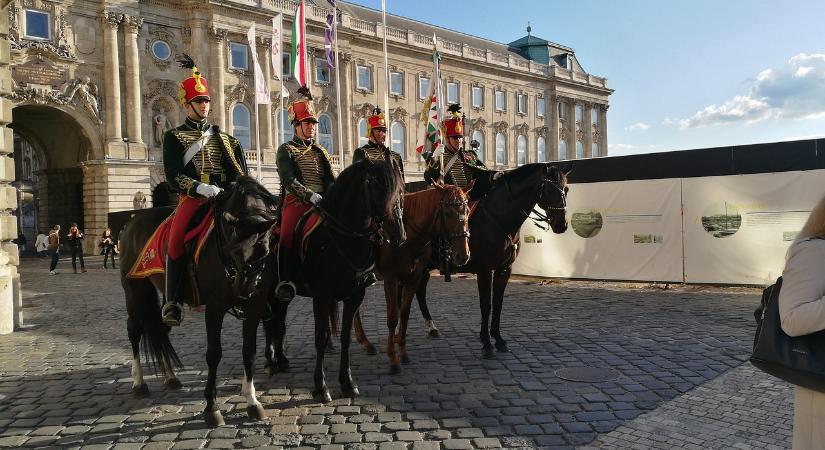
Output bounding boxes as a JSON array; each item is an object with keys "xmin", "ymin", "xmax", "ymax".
[
  {"xmin": 271, "ymin": 209, "xmax": 324, "ymax": 258},
  {"xmin": 127, "ymin": 210, "xmax": 214, "ymax": 279}
]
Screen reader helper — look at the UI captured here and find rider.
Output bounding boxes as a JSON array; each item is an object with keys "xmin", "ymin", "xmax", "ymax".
[
  {"xmin": 274, "ymin": 86, "xmax": 336, "ymax": 302},
  {"xmin": 352, "ymin": 107, "xmax": 404, "ymax": 180},
  {"xmin": 161, "ymin": 54, "xmax": 248, "ymax": 326},
  {"xmin": 423, "ymin": 104, "xmax": 501, "ymax": 200}
]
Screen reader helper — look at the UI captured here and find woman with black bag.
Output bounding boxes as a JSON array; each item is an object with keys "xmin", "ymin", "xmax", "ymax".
[
  {"xmin": 778, "ymin": 195, "xmax": 825, "ymax": 449},
  {"xmin": 100, "ymin": 227, "xmax": 117, "ymax": 269}
]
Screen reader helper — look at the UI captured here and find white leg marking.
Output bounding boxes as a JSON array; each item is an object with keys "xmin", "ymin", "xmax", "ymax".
[
  {"xmin": 241, "ymin": 373, "xmax": 262, "ymax": 407},
  {"xmin": 131, "ymin": 357, "xmax": 144, "ymax": 388}
]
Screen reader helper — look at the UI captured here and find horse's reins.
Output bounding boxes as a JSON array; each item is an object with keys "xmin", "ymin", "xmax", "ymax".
[{"xmin": 211, "ymin": 195, "xmax": 271, "ymax": 288}]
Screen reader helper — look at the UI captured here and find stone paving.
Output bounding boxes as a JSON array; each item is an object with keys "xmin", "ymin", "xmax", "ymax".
[{"xmin": 0, "ymin": 257, "xmax": 794, "ymax": 449}]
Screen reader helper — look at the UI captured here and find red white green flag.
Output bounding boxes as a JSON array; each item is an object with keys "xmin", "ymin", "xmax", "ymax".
[
  {"xmin": 415, "ymin": 38, "xmax": 443, "ymax": 160},
  {"xmin": 290, "ymin": 0, "xmax": 307, "ymax": 86}
]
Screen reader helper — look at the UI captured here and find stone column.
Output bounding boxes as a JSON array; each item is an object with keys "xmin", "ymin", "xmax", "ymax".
[
  {"xmin": 0, "ymin": 5, "xmax": 19, "ymax": 334},
  {"xmin": 209, "ymin": 27, "xmax": 227, "ymax": 130},
  {"xmin": 102, "ymin": 11, "xmax": 124, "ymax": 157},
  {"xmin": 123, "ymin": 15, "xmax": 146, "ymax": 159},
  {"xmin": 259, "ymin": 37, "xmax": 274, "ymax": 160},
  {"xmin": 340, "ymin": 52, "xmax": 354, "ymax": 167},
  {"xmin": 599, "ymin": 104, "xmax": 608, "ymax": 157},
  {"xmin": 583, "ymin": 102, "xmax": 593, "ymax": 159},
  {"xmin": 550, "ymin": 95, "xmax": 560, "ymax": 161},
  {"xmin": 565, "ymin": 100, "xmax": 576, "ymax": 160}
]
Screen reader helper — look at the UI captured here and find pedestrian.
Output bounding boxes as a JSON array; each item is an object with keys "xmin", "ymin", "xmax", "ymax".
[
  {"xmin": 14, "ymin": 233, "xmax": 26, "ymax": 254},
  {"xmin": 47, "ymin": 225, "xmax": 60, "ymax": 274},
  {"xmin": 66, "ymin": 222, "xmax": 87, "ymax": 274},
  {"xmin": 34, "ymin": 230, "xmax": 48, "ymax": 257},
  {"xmin": 778, "ymin": 193, "xmax": 825, "ymax": 448},
  {"xmin": 101, "ymin": 227, "xmax": 117, "ymax": 269}
]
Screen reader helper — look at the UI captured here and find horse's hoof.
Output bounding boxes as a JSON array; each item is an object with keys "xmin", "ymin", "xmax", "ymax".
[
  {"xmin": 427, "ymin": 329, "xmax": 440, "ymax": 338},
  {"xmin": 164, "ymin": 378, "xmax": 183, "ymax": 390},
  {"xmin": 481, "ymin": 347, "xmax": 495, "ymax": 359},
  {"xmin": 132, "ymin": 383, "xmax": 150, "ymax": 398},
  {"xmin": 364, "ymin": 344, "xmax": 378, "ymax": 356},
  {"xmin": 312, "ymin": 389, "xmax": 332, "ymax": 403},
  {"xmin": 342, "ymin": 385, "xmax": 360, "ymax": 398},
  {"xmin": 204, "ymin": 410, "xmax": 225, "ymax": 428},
  {"xmin": 400, "ymin": 354, "xmax": 411, "ymax": 364},
  {"xmin": 389, "ymin": 364, "xmax": 402, "ymax": 375},
  {"xmin": 246, "ymin": 404, "xmax": 266, "ymax": 420},
  {"xmin": 495, "ymin": 342, "xmax": 509, "ymax": 353}
]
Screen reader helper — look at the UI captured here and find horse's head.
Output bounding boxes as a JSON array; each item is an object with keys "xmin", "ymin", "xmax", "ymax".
[
  {"xmin": 434, "ymin": 182, "xmax": 471, "ymax": 266},
  {"xmin": 364, "ymin": 159, "xmax": 406, "ymax": 246},
  {"xmin": 538, "ymin": 164, "xmax": 570, "ymax": 234},
  {"xmin": 214, "ymin": 176, "xmax": 279, "ymax": 299}
]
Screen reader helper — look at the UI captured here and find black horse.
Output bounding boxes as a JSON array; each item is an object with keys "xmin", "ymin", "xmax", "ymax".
[
  {"xmin": 417, "ymin": 163, "xmax": 570, "ymax": 358},
  {"xmin": 262, "ymin": 158, "xmax": 406, "ymax": 403},
  {"xmin": 120, "ymin": 176, "xmax": 278, "ymax": 427}
]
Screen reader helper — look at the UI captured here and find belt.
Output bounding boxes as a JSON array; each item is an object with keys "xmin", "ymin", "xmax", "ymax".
[{"xmin": 200, "ymin": 173, "xmax": 227, "ymax": 184}]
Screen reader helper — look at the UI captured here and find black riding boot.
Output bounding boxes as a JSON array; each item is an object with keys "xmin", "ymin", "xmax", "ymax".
[
  {"xmin": 162, "ymin": 255, "xmax": 185, "ymax": 326},
  {"xmin": 274, "ymin": 247, "xmax": 297, "ymax": 302}
]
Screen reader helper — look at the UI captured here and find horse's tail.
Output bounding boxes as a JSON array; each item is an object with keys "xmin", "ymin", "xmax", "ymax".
[
  {"xmin": 329, "ymin": 301, "xmax": 339, "ymax": 337},
  {"xmin": 125, "ymin": 276, "xmax": 183, "ymax": 374}
]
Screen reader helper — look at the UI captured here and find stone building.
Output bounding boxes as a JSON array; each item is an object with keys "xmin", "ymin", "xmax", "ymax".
[{"xmin": 4, "ymin": 0, "xmax": 612, "ymax": 255}]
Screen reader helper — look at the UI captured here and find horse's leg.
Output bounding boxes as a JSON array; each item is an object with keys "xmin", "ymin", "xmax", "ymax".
[
  {"xmin": 241, "ymin": 317, "xmax": 266, "ymax": 420},
  {"xmin": 397, "ymin": 283, "xmax": 416, "ymax": 364},
  {"xmin": 339, "ymin": 290, "xmax": 362, "ymax": 398},
  {"xmin": 269, "ymin": 300, "xmax": 290, "ymax": 374},
  {"xmin": 353, "ymin": 307, "xmax": 378, "ymax": 355},
  {"xmin": 477, "ymin": 270, "xmax": 495, "ymax": 359},
  {"xmin": 384, "ymin": 279, "xmax": 401, "ymax": 374},
  {"xmin": 159, "ymin": 355, "xmax": 182, "ymax": 390},
  {"xmin": 416, "ymin": 270, "xmax": 439, "ymax": 337},
  {"xmin": 126, "ymin": 312, "xmax": 149, "ymax": 398},
  {"xmin": 203, "ymin": 306, "xmax": 226, "ymax": 427},
  {"xmin": 312, "ymin": 296, "xmax": 332, "ymax": 403},
  {"xmin": 263, "ymin": 313, "xmax": 275, "ymax": 375},
  {"xmin": 491, "ymin": 267, "xmax": 512, "ymax": 352}
]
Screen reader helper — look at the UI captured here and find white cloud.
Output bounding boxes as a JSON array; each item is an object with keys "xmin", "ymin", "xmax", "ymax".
[
  {"xmin": 608, "ymin": 143, "xmax": 665, "ymax": 156},
  {"xmin": 662, "ymin": 117, "xmax": 675, "ymax": 126},
  {"xmin": 680, "ymin": 53, "xmax": 825, "ymax": 129},
  {"xmin": 625, "ymin": 122, "xmax": 650, "ymax": 131}
]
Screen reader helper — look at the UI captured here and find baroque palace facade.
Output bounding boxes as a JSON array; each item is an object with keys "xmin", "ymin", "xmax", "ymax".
[{"xmin": 3, "ymin": 0, "xmax": 612, "ymax": 253}]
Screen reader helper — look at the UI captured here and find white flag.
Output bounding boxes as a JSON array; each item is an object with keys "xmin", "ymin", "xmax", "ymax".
[
  {"xmin": 272, "ymin": 14, "xmax": 289, "ymax": 98},
  {"xmin": 247, "ymin": 24, "xmax": 270, "ymax": 105}
]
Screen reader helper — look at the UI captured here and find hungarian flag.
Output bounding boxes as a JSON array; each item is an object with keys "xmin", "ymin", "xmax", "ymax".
[
  {"xmin": 415, "ymin": 39, "xmax": 444, "ymax": 160},
  {"xmin": 290, "ymin": 0, "xmax": 307, "ymax": 86}
]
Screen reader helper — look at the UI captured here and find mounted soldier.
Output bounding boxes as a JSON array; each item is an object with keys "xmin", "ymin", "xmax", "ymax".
[
  {"xmin": 273, "ymin": 86, "xmax": 336, "ymax": 302},
  {"xmin": 353, "ymin": 107, "xmax": 404, "ymax": 180},
  {"xmin": 161, "ymin": 54, "xmax": 248, "ymax": 326}
]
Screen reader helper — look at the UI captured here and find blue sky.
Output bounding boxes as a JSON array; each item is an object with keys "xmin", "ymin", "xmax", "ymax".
[{"xmin": 343, "ymin": 0, "xmax": 825, "ymax": 156}]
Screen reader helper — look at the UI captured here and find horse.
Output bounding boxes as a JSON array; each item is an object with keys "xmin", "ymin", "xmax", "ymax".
[
  {"xmin": 349, "ymin": 183, "xmax": 471, "ymax": 373},
  {"xmin": 417, "ymin": 163, "xmax": 569, "ymax": 358},
  {"xmin": 119, "ymin": 176, "xmax": 279, "ymax": 427},
  {"xmin": 262, "ymin": 158, "xmax": 406, "ymax": 403}
]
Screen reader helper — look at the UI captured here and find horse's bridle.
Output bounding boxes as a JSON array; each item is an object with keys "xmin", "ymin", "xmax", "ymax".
[
  {"xmin": 493, "ymin": 171, "xmax": 567, "ymax": 231},
  {"xmin": 438, "ymin": 189, "xmax": 471, "ymax": 243},
  {"xmin": 211, "ymin": 196, "xmax": 272, "ymax": 288}
]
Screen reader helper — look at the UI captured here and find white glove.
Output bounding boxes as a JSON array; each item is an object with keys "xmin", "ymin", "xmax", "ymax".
[
  {"xmin": 195, "ymin": 183, "xmax": 222, "ymax": 198},
  {"xmin": 309, "ymin": 193, "xmax": 323, "ymax": 205},
  {"xmin": 493, "ymin": 171, "xmax": 504, "ymax": 181}
]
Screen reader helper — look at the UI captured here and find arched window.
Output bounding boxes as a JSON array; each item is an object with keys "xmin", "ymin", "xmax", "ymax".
[
  {"xmin": 576, "ymin": 141, "xmax": 584, "ymax": 159},
  {"xmin": 516, "ymin": 135, "xmax": 527, "ymax": 166},
  {"xmin": 318, "ymin": 114, "xmax": 334, "ymax": 154},
  {"xmin": 275, "ymin": 109, "xmax": 293, "ymax": 146},
  {"xmin": 471, "ymin": 130, "xmax": 484, "ymax": 162},
  {"xmin": 495, "ymin": 133, "xmax": 506, "ymax": 166},
  {"xmin": 537, "ymin": 137, "xmax": 546, "ymax": 163},
  {"xmin": 592, "ymin": 143, "xmax": 599, "ymax": 157},
  {"xmin": 357, "ymin": 118, "xmax": 368, "ymax": 148},
  {"xmin": 231, "ymin": 104, "xmax": 251, "ymax": 149},
  {"xmin": 390, "ymin": 122, "xmax": 405, "ymax": 161},
  {"xmin": 559, "ymin": 140, "xmax": 568, "ymax": 160}
]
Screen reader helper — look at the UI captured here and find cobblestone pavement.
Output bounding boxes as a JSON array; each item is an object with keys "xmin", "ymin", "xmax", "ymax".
[{"xmin": 0, "ymin": 257, "xmax": 793, "ymax": 449}]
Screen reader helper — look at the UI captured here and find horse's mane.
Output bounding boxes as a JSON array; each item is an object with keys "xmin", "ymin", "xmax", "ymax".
[
  {"xmin": 403, "ymin": 185, "xmax": 465, "ymax": 219},
  {"xmin": 230, "ymin": 175, "xmax": 279, "ymax": 210},
  {"xmin": 498, "ymin": 163, "xmax": 545, "ymax": 182},
  {"xmin": 322, "ymin": 160, "xmax": 400, "ymax": 214}
]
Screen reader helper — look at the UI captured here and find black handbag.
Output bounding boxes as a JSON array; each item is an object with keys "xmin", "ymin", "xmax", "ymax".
[{"xmin": 751, "ymin": 276, "xmax": 825, "ymax": 392}]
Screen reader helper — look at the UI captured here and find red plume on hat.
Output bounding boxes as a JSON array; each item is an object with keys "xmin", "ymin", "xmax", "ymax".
[{"xmin": 177, "ymin": 54, "xmax": 210, "ymax": 106}]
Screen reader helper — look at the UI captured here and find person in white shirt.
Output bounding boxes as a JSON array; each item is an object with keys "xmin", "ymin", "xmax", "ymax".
[{"xmin": 34, "ymin": 230, "xmax": 48, "ymax": 257}]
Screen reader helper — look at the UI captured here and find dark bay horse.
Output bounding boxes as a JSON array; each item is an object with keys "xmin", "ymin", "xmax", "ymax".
[
  {"xmin": 351, "ymin": 183, "xmax": 471, "ymax": 373},
  {"xmin": 262, "ymin": 159, "xmax": 405, "ymax": 403},
  {"xmin": 120, "ymin": 176, "xmax": 278, "ymax": 427},
  {"xmin": 419, "ymin": 163, "xmax": 569, "ymax": 358}
]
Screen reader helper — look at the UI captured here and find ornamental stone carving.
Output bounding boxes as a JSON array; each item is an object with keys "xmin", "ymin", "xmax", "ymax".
[
  {"xmin": 226, "ymin": 84, "xmax": 249, "ymax": 105},
  {"xmin": 124, "ymin": 15, "xmax": 143, "ymax": 33},
  {"xmin": 145, "ymin": 27, "xmax": 179, "ymax": 70},
  {"xmin": 353, "ymin": 102, "xmax": 376, "ymax": 119},
  {"xmin": 493, "ymin": 120, "xmax": 508, "ymax": 134},
  {"xmin": 181, "ymin": 26, "xmax": 191, "ymax": 44},
  {"xmin": 104, "ymin": 10, "xmax": 122, "ymax": 28},
  {"xmin": 516, "ymin": 123, "xmax": 529, "ymax": 135},
  {"xmin": 316, "ymin": 96, "xmax": 334, "ymax": 113},
  {"xmin": 9, "ymin": 3, "xmax": 76, "ymax": 59},
  {"xmin": 209, "ymin": 26, "xmax": 227, "ymax": 43},
  {"xmin": 8, "ymin": 87, "xmax": 70, "ymax": 106},
  {"xmin": 389, "ymin": 107, "xmax": 408, "ymax": 124},
  {"xmin": 535, "ymin": 126, "xmax": 548, "ymax": 138},
  {"xmin": 142, "ymin": 79, "xmax": 178, "ymax": 106},
  {"xmin": 470, "ymin": 117, "xmax": 487, "ymax": 132},
  {"xmin": 65, "ymin": 76, "xmax": 101, "ymax": 123}
]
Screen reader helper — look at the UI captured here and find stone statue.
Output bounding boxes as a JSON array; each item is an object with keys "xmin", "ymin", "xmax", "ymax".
[
  {"xmin": 66, "ymin": 76, "xmax": 101, "ymax": 123},
  {"xmin": 133, "ymin": 191, "xmax": 147, "ymax": 210},
  {"xmin": 153, "ymin": 110, "xmax": 173, "ymax": 147}
]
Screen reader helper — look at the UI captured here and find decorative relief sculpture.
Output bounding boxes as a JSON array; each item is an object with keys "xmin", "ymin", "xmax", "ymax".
[
  {"xmin": 65, "ymin": 76, "xmax": 101, "ymax": 123},
  {"xmin": 153, "ymin": 109, "xmax": 173, "ymax": 147}
]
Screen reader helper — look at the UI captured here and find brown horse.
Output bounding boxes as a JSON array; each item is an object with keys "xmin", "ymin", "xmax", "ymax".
[{"xmin": 351, "ymin": 183, "xmax": 471, "ymax": 373}]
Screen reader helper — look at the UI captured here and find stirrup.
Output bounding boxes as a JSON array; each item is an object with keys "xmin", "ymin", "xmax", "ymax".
[
  {"xmin": 274, "ymin": 281, "xmax": 296, "ymax": 302},
  {"xmin": 228, "ymin": 306, "xmax": 247, "ymax": 321},
  {"xmin": 161, "ymin": 302, "xmax": 183, "ymax": 326},
  {"xmin": 360, "ymin": 272, "xmax": 378, "ymax": 288}
]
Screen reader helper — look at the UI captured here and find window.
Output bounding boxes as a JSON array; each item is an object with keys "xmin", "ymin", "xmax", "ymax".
[
  {"xmin": 592, "ymin": 143, "xmax": 599, "ymax": 157},
  {"xmin": 592, "ymin": 108, "xmax": 599, "ymax": 125},
  {"xmin": 229, "ymin": 42, "xmax": 248, "ymax": 70},
  {"xmin": 24, "ymin": 10, "xmax": 50, "ymax": 40},
  {"xmin": 559, "ymin": 102, "xmax": 567, "ymax": 120},
  {"xmin": 318, "ymin": 114, "xmax": 334, "ymax": 154},
  {"xmin": 495, "ymin": 133, "xmax": 506, "ymax": 165},
  {"xmin": 282, "ymin": 53, "xmax": 291, "ymax": 79},
  {"xmin": 559, "ymin": 140, "xmax": 567, "ymax": 160},
  {"xmin": 389, "ymin": 71, "xmax": 403, "ymax": 96},
  {"xmin": 576, "ymin": 141, "xmax": 584, "ymax": 159},
  {"xmin": 418, "ymin": 77, "xmax": 430, "ymax": 100},
  {"xmin": 575, "ymin": 104, "xmax": 583, "ymax": 122},
  {"xmin": 517, "ymin": 93, "xmax": 527, "ymax": 115},
  {"xmin": 471, "ymin": 130, "xmax": 484, "ymax": 162},
  {"xmin": 446, "ymin": 82, "xmax": 458, "ymax": 105},
  {"xmin": 391, "ymin": 122, "xmax": 405, "ymax": 160},
  {"xmin": 495, "ymin": 90, "xmax": 505, "ymax": 111},
  {"xmin": 536, "ymin": 97, "xmax": 546, "ymax": 117},
  {"xmin": 151, "ymin": 40, "xmax": 171, "ymax": 61},
  {"xmin": 315, "ymin": 58, "xmax": 331, "ymax": 84},
  {"xmin": 537, "ymin": 137, "xmax": 546, "ymax": 163},
  {"xmin": 517, "ymin": 135, "xmax": 527, "ymax": 165},
  {"xmin": 357, "ymin": 118, "xmax": 368, "ymax": 147},
  {"xmin": 471, "ymin": 86, "xmax": 483, "ymax": 108},
  {"xmin": 275, "ymin": 109, "xmax": 293, "ymax": 146},
  {"xmin": 356, "ymin": 65, "xmax": 372, "ymax": 91},
  {"xmin": 231, "ymin": 104, "xmax": 251, "ymax": 149}
]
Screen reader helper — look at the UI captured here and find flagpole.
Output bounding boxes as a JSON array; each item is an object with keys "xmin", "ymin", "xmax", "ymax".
[
  {"xmin": 277, "ymin": 13, "xmax": 285, "ymax": 148},
  {"xmin": 380, "ymin": 0, "xmax": 390, "ymax": 148},
  {"xmin": 254, "ymin": 35, "xmax": 262, "ymax": 181},
  {"xmin": 332, "ymin": 4, "xmax": 344, "ymax": 165}
]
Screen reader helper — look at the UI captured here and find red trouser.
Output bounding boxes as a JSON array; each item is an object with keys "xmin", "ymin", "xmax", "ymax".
[
  {"xmin": 279, "ymin": 194, "xmax": 312, "ymax": 249},
  {"xmin": 168, "ymin": 195, "xmax": 207, "ymax": 259}
]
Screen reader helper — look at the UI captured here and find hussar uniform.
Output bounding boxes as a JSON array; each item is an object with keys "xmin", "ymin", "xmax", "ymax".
[{"xmin": 352, "ymin": 108, "xmax": 404, "ymax": 179}]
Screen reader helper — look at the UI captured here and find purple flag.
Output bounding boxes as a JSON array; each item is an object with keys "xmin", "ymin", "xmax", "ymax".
[{"xmin": 324, "ymin": 12, "xmax": 335, "ymax": 69}]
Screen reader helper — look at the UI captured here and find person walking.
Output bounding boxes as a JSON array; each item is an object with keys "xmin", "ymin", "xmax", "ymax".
[
  {"xmin": 66, "ymin": 222, "xmax": 87, "ymax": 274},
  {"xmin": 778, "ymin": 193, "xmax": 825, "ymax": 449},
  {"xmin": 34, "ymin": 230, "xmax": 48, "ymax": 257},
  {"xmin": 101, "ymin": 227, "xmax": 117, "ymax": 269},
  {"xmin": 47, "ymin": 225, "xmax": 60, "ymax": 274}
]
